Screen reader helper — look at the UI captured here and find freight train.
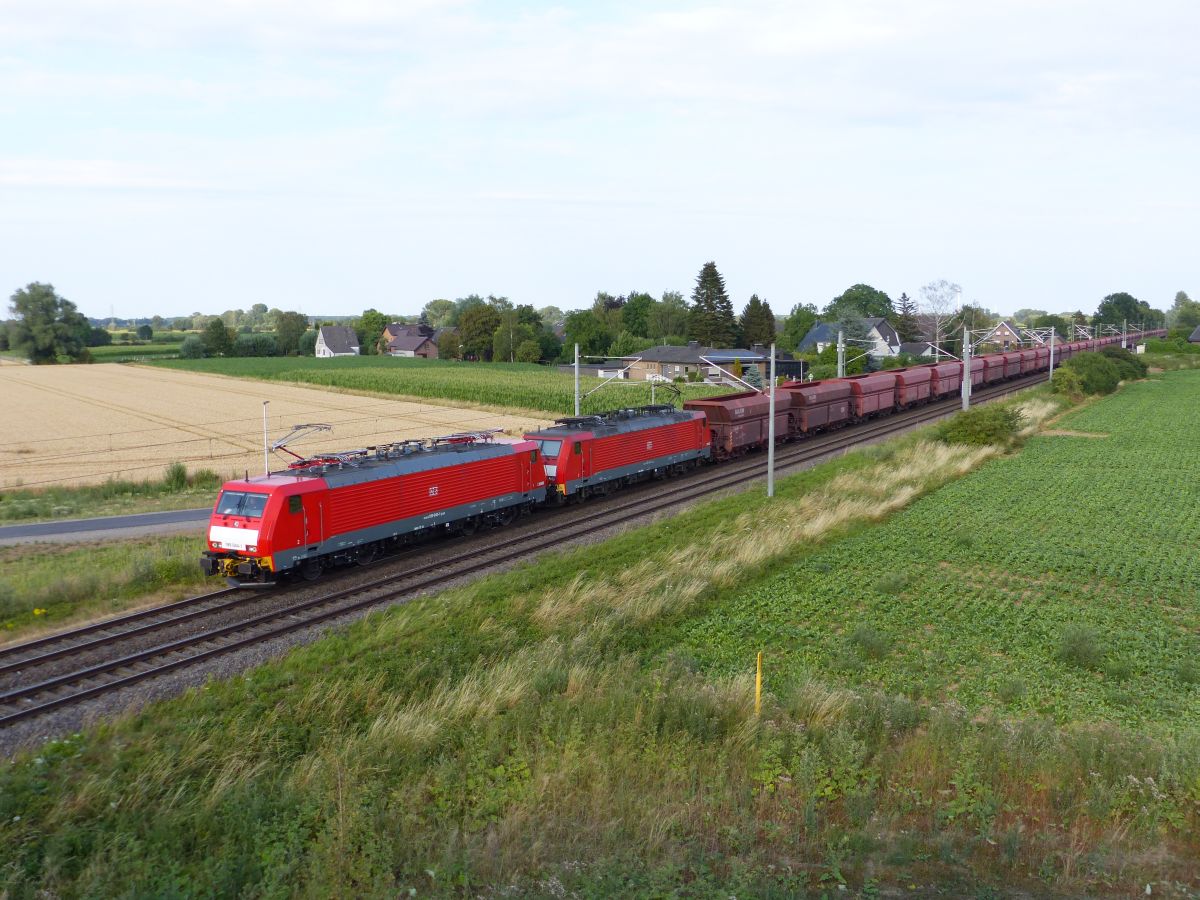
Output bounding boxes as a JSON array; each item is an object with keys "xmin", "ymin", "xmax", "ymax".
[{"xmin": 201, "ymin": 332, "xmax": 1162, "ymax": 583}]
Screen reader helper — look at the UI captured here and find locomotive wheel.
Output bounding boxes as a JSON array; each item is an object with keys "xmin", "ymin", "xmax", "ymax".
[
  {"xmin": 355, "ymin": 544, "xmax": 377, "ymax": 566},
  {"xmin": 300, "ymin": 559, "xmax": 323, "ymax": 582},
  {"xmin": 459, "ymin": 517, "xmax": 479, "ymax": 535}
]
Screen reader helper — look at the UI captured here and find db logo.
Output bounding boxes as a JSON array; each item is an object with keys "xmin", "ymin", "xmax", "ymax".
[
  {"xmin": 646, "ymin": 441, "xmax": 653, "ymax": 450},
  {"xmin": 428, "ymin": 485, "xmax": 439, "ymax": 497}
]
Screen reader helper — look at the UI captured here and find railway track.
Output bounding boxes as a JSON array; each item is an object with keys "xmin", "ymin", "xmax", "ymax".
[{"xmin": 0, "ymin": 373, "xmax": 1041, "ymax": 729}]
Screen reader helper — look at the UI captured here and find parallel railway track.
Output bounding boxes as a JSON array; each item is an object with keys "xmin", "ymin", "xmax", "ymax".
[{"xmin": 0, "ymin": 374, "xmax": 1039, "ymax": 729}]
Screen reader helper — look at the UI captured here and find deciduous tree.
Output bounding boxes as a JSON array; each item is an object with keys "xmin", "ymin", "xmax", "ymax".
[
  {"xmin": 7, "ymin": 282, "xmax": 91, "ymax": 363},
  {"xmin": 825, "ymin": 284, "xmax": 894, "ymax": 320},
  {"xmin": 607, "ymin": 331, "xmax": 654, "ymax": 358},
  {"xmin": 201, "ymin": 317, "xmax": 234, "ymax": 357},
  {"xmin": 354, "ymin": 309, "xmax": 390, "ymax": 355},
  {"xmin": 459, "ymin": 305, "xmax": 502, "ymax": 360},
  {"xmin": 421, "ymin": 299, "xmax": 457, "ymax": 329},
  {"xmin": 780, "ymin": 303, "xmax": 819, "ymax": 353},
  {"xmin": 515, "ymin": 340, "xmax": 542, "ymax": 363},
  {"xmin": 621, "ymin": 292, "xmax": 654, "ymax": 338},
  {"xmin": 563, "ymin": 309, "xmax": 611, "ymax": 356},
  {"xmin": 919, "ymin": 279, "xmax": 962, "ymax": 355},
  {"xmin": 1169, "ymin": 291, "xmax": 1200, "ymax": 330},
  {"xmin": 492, "ymin": 310, "xmax": 537, "ymax": 362},
  {"xmin": 435, "ymin": 329, "xmax": 461, "ymax": 360},
  {"xmin": 274, "ymin": 311, "xmax": 309, "ymax": 356},
  {"xmin": 648, "ymin": 291, "xmax": 689, "ymax": 340}
]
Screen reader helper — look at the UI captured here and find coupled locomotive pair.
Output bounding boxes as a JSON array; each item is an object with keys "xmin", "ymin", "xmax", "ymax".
[
  {"xmin": 201, "ymin": 406, "xmax": 709, "ymax": 583},
  {"xmin": 201, "ymin": 331, "xmax": 1161, "ymax": 583}
]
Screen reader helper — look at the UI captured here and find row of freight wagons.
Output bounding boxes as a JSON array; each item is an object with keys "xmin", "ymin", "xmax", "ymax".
[{"xmin": 684, "ymin": 333, "xmax": 1163, "ymax": 459}]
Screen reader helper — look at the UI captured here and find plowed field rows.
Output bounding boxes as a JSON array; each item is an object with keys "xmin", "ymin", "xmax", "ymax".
[{"xmin": 0, "ymin": 365, "xmax": 549, "ymax": 488}]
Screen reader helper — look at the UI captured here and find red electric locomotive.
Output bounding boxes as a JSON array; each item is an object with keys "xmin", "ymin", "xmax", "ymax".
[
  {"xmin": 524, "ymin": 405, "xmax": 710, "ymax": 499},
  {"xmin": 202, "ymin": 433, "xmax": 547, "ymax": 583}
]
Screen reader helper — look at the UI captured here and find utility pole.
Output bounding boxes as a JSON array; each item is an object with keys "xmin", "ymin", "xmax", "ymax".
[
  {"xmin": 573, "ymin": 343, "xmax": 580, "ymax": 416},
  {"xmin": 836, "ymin": 329, "xmax": 845, "ymax": 379},
  {"xmin": 1048, "ymin": 327, "xmax": 1056, "ymax": 380},
  {"xmin": 262, "ymin": 401, "xmax": 270, "ymax": 477},
  {"xmin": 767, "ymin": 343, "xmax": 776, "ymax": 499},
  {"xmin": 1122, "ymin": 319, "xmax": 1127, "ymax": 349},
  {"xmin": 960, "ymin": 325, "xmax": 971, "ymax": 411}
]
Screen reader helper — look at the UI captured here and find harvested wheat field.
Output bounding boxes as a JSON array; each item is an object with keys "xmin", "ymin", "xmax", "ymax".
[{"xmin": 0, "ymin": 364, "xmax": 551, "ymax": 488}]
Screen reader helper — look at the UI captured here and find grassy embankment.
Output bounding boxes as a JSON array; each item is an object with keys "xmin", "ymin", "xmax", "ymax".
[
  {"xmin": 0, "ymin": 535, "xmax": 209, "ymax": 641},
  {"xmin": 3, "ymin": 375, "xmax": 1198, "ymax": 895},
  {"xmin": 151, "ymin": 355, "xmax": 734, "ymax": 417},
  {"xmin": 0, "ymin": 464, "xmax": 220, "ymax": 637}
]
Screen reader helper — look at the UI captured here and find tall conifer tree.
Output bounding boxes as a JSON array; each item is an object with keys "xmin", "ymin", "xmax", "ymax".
[
  {"xmin": 894, "ymin": 291, "xmax": 921, "ymax": 343},
  {"xmin": 739, "ymin": 294, "xmax": 776, "ymax": 346},
  {"xmin": 688, "ymin": 261, "xmax": 736, "ymax": 347}
]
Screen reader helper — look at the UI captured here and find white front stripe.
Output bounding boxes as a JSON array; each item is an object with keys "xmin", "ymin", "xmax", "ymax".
[{"xmin": 209, "ymin": 525, "xmax": 260, "ymax": 551}]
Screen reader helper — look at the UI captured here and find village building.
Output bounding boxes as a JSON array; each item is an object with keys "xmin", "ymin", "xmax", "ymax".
[
  {"xmin": 797, "ymin": 318, "xmax": 901, "ymax": 358},
  {"xmin": 380, "ymin": 323, "xmax": 438, "ymax": 358},
  {"xmin": 897, "ymin": 341, "xmax": 937, "ymax": 359},
  {"xmin": 315, "ymin": 325, "xmax": 360, "ymax": 358},
  {"xmin": 558, "ymin": 342, "xmax": 804, "ymax": 383},
  {"xmin": 979, "ymin": 320, "xmax": 1023, "ymax": 350}
]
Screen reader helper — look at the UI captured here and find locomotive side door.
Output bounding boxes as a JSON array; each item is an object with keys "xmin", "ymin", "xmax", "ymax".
[
  {"xmin": 574, "ymin": 439, "xmax": 590, "ymax": 479},
  {"xmin": 301, "ymin": 494, "xmax": 324, "ymax": 549}
]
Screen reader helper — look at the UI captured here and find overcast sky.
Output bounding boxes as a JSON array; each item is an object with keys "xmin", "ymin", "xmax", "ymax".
[{"xmin": 1, "ymin": 0, "xmax": 1196, "ymax": 320}]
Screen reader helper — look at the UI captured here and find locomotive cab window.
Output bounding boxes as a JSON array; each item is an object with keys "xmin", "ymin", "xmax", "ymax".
[
  {"xmin": 530, "ymin": 449, "xmax": 539, "ymax": 462},
  {"xmin": 573, "ymin": 441, "xmax": 582, "ymax": 455},
  {"xmin": 288, "ymin": 496, "xmax": 302, "ymax": 514},
  {"xmin": 536, "ymin": 439, "xmax": 561, "ymax": 458},
  {"xmin": 217, "ymin": 491, "xmax": 269, "ymax": 519}
]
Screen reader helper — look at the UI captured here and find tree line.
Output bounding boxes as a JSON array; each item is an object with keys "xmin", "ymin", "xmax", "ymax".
[{"xmin": 1, "ymin": 274, "xmax": 1180, "ymax": 365}]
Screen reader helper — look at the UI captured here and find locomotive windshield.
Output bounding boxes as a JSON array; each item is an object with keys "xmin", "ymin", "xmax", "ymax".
[
  {"xmin": 217, "ymin": 491, "xmax": 269, "ymax": 519},
  {"xmin": 536, "ymin": 439, "xmax": 562, "ymax": 459}
]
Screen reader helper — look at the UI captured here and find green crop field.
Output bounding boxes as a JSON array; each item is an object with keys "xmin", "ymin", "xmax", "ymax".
[
  {"xmin": 151, "ymin": 356, "xmax": 732, "ymax": 415},
  {"xmin": 89, "ymin": 342, "xmax": 183, "ymax": 361},
  {"xmin": 682, "ymin": 373, "xmax": 1199, "ymax": 729}
]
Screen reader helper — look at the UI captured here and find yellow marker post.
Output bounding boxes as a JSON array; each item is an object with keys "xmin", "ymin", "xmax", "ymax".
[{"xmin": 755, "ymin": 651, "xmax": 762, "ymax": 717}]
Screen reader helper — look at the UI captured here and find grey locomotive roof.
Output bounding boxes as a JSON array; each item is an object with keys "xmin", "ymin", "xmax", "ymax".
[
  {"xmin": 528, "ymin": 406, "xmax": 699, "ymax": 438},
  {"xmin": 279, "ymin": 440, "xmax": 522, "ymax": 488},
  {"xmin": 318, "ymin": 325, "xmax": 360, "ymax": 353}
]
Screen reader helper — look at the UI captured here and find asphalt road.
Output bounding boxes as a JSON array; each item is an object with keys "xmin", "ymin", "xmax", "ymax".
[{"xmin": 0, "ymin": 508, "xmax": 210, "ymax": 546}]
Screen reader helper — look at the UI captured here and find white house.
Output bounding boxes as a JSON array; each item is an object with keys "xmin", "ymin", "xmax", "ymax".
[
  {"xmin": 798, "ymin": 318, "xmax": 901, "ymax": 359},
  {"xmin": 315, "ymin": 326, "xmax": 360, "ymax": 358}
]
